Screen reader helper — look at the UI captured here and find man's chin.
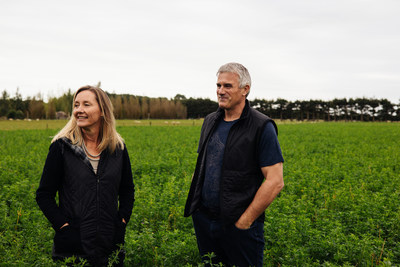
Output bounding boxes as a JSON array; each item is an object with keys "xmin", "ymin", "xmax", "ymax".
[
  {"xmin": 218, "ymin": 103, "xmax": 228, "ymax": 109},
  {"xmin": 218, "ymin": 100, "xmax": 229, "ymax": 108}
]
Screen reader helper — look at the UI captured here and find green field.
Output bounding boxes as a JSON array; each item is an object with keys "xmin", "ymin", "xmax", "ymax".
[
  {"xmin": 0, "ymin": 121, "xmax": 399, "ymax": 266},
  {"xmin": 0, "ymin": 119, "xmax": 205, "ymax": 130}
]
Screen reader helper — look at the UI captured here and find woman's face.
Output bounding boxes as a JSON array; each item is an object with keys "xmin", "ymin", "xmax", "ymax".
[{"xmin": 73, "ymin": 90, "xmax": 102, "ymax": 131}]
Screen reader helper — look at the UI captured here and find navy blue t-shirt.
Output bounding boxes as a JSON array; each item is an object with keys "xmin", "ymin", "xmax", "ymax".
[{"xmin": 201, "ymin": 120, "xmax": 284, "ymax": 211}]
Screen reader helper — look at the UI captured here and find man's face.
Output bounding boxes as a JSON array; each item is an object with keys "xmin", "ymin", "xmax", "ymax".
[{"xmin": 216, "ymin": 72, "xmax": 247, "ymax": 111}]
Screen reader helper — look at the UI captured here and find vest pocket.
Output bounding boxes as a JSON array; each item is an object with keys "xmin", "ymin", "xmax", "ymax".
[
  {"xmin": 221, "ymin": 173, "xmax": 260, "ymax": 223},
  {"xmin": 223, "ymin": 172, "xmax": 257, "ymax": 192}
]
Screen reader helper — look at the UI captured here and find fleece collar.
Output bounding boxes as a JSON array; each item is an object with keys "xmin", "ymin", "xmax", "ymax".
[{"xmin": 60, "ymin": 137, "xmax": 93, "ymax": 171}]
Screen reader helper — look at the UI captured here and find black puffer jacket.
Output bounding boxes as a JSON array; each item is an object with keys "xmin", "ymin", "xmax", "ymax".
[{"xmin": 36, "ymin": 138, "xmax": 135, "ymax": 266}]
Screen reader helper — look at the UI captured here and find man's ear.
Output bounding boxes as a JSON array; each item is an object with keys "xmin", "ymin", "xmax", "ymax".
[{"xmin": 242, "ymin": 85, "xmax": 250, "ymax": 96}]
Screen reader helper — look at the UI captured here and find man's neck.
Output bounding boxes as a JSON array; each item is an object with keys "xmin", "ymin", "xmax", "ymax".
[{"xmin": 224, "ymin": 101, "xmax": 246, "ymax": 121}]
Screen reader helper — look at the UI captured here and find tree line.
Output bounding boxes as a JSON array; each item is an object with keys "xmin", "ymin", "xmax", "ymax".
[
  {"xmin": 252, "ymin": 98, "xmax": 399, "ymax": 122},
  {"xmin": 1, "ymin": 89, "xmax": 399, "ymax": 121},
  {"xmin": 0, "ymin": 89, "xmax": 188, "ymax": 120}
]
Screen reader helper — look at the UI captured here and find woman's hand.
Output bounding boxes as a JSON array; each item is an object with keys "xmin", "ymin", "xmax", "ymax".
[{"xmin": 60, "ymin": 223, "xmax": 69, "ymax": 229}]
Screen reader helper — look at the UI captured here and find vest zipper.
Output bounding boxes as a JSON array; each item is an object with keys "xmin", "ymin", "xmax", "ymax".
[{"xmin": 219, "ymin": 119, "xmax": 238, "ymax": 213}]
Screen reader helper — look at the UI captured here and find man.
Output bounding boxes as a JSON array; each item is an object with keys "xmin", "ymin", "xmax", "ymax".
[{"xmin": 184, "ymin": 62, "xmax": 284, "ymax": 266}]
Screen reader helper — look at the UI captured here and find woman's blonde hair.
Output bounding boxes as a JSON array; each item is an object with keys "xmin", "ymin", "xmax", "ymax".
[{"xmin": 52, "ymin": 85, "xmax": 124, "ymax": 153}]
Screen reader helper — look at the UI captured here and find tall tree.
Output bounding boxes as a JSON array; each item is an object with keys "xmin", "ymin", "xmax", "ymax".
[
  {"xmin": 0, "ymin": 90, "xmax": 10, "ymax": 117},
  {"xmin": 29, "ymin": 96, "xmax": 45, "ymax": 119},
  {"xmin": 46, "ymin": 98, "xmax": 57, "ymax": 119}
]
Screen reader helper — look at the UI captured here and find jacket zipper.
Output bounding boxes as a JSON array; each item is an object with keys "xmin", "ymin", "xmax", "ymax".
[{"xmin": 95, "ymin": 154, "xmax": 103, "ymax": 262}]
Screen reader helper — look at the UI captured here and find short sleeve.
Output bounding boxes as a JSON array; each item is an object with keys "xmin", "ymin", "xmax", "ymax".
[{"xmin": 258, "ymin": 121, "xmax": 284, "ymax": 167}]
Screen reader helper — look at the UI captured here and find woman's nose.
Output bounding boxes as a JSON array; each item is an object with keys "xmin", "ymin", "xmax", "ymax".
[{"xmin": 75, "ymin": 105, "xmax": 83, "ymax": 113}]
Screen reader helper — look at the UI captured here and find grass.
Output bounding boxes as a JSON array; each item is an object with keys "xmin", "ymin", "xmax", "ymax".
[
  {"xmin": 0, "ymin": 121, "xmax": 399, "ymax": 266},
  {"xmin": 0, "ymin": 119, "xmax": 205, "ymax": 130}
]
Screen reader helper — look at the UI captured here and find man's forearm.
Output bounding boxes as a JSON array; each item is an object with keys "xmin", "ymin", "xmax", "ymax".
[{"xmin": 235, "ymin": 162, "xmax": 284, "ymax": 229}]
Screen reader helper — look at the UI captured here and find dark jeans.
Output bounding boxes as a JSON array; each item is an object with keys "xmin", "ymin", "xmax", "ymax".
[{"xmin": 192, "ymin": 209, "xmax": 264, "ymax": 267}]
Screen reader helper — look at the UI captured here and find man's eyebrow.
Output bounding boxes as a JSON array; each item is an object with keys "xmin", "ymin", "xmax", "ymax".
[{"xmin": 217, "ymin": 82, "xmax": 233, "ymax": 85}]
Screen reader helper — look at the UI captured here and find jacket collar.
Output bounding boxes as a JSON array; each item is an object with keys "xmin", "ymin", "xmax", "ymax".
[
  {"xmin": 200, "ymin": 99, "xmax": 251, "ymax": 152},
  {"xmin": 60, "ymin": 137, "xmax": 94, "ymax": 172}
]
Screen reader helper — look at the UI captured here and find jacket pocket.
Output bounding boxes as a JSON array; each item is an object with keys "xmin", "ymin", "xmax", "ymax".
[
  {"xmin": 54, "ymin": 225, "xmax": 83, "ymax": 254},
  {"xmin": 114, "ymin": 217, "xmax": 127, "ymax": 246}
]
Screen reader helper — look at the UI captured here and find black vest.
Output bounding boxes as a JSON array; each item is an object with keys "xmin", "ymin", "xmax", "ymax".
[{"xmin": 184, "ymin": 100, "xmax": 277, "ymax": 224}]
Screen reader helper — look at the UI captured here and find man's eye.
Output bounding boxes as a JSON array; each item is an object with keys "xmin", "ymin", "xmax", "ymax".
[{"xmin": 216, "ymin": 84, "xmax": 221, "ymax": 88}]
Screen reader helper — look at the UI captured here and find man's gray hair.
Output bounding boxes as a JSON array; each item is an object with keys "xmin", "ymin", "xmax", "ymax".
[{"xmin": 217, "ymin": 62, "xmax": 252, "ymax": 91}]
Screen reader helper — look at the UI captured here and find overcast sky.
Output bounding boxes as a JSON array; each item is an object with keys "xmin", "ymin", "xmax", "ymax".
[{"xmin": 1, "ymin": 0, "xmax": 399, "ymax": 103}]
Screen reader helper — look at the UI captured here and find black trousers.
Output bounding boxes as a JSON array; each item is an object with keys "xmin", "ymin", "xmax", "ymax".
[{"xmin": 192, "ymin": 209, "xmax": 265, "ymax": 267}]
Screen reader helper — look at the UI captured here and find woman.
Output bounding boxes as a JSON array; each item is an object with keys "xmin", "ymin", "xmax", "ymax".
[{"xmin": 36, "ymin": 85, "xmax": 135, "ymax": 266}]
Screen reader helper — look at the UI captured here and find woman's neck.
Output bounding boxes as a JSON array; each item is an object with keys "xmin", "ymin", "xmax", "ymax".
[{"xmin": 82, "ymin": 128, "xmax": 100, "ymax": 146}]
